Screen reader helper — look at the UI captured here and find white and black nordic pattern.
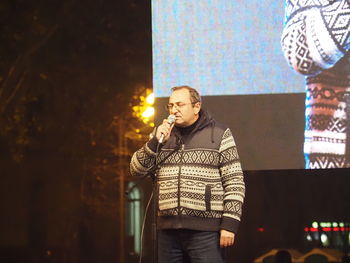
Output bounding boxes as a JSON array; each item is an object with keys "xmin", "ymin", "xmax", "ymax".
[
  {"xmin": 282, "ymin": 0, "xmax": 350, "ymax": 168},
  {"xmin": 130, "ymin": 127, "xmax": 245, "ymax": 224},
  {"xmin": 304, "ymin": 72, "xmax": 350, "ymax": 168},
  {"xmin": 284, "ymin": 0, "xmax": 330, "ymax": 20},
  {"xmin": 306, "ymin": 114, "xmax": 347, "ymax": 132},
  {"xmin": 130, "ymin": 144, "xmax": 157, "ymax": 176},
  {"xmin": 157, "ymin": 149, "xmax": 221, "ymax": 167},
  {"xmin": 321, "ymin": 0, "xmax": 350, "ymax": 51},
  {"xmin": 307, "ymin": 153, "xmax": 348, "ymax": 168},
  {"xmin": 282, "ymin": 0, "xmax": 350, "ymax": 75},
  {"xmin": 158, "ymin": 207, "xmax": 224, "ymax": 219},
  {"xmin": 224, "ymin": 200, "xmax": 243, "ymax": 218}
]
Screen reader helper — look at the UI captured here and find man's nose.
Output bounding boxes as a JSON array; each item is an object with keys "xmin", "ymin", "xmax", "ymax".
[{"xmin": 170, "ymin": 107, "xmax": 178, "ymax": 114}]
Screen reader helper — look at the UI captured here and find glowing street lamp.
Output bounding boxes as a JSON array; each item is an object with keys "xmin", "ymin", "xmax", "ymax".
[{"xmin": 132, "ymin": 90, "xmax": 155, "ymax": 127}]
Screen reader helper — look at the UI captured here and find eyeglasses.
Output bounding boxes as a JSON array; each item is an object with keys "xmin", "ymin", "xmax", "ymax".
[{"xmin": 166, "ymin": 102, "xmax": 195, "ymax": 111}]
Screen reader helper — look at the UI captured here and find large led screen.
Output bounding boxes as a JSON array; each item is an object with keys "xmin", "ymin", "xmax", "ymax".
[
  {"xmin": 152, "ymin": 0, "xmax": 350, "ymax": 170},
  {"xmin": 152, "ymin": 1, "xmax": 303, "ymax": 96}
]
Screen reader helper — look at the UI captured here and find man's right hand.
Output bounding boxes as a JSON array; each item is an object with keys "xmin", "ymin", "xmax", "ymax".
[{"xmin": 156, "ymin": 118, "xmax": 175, "ymax": 143}]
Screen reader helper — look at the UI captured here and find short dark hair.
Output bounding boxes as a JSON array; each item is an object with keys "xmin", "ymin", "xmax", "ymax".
[{"xmin": 171, "ymin": 85, "xmax": 201, "ymax": 104}]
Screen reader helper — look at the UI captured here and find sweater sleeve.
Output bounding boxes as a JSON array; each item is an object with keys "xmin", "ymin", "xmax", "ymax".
[
  {"xmin": 218, "ymin": 128, "xmax": 245, "ymax": 234},
  {"xmin": 130, "ymin": 136, "xmax": 159, "ymax": 177},
  {"xmin": 281, "ymin": 0, "xmax": 350, "ymax": 75}
]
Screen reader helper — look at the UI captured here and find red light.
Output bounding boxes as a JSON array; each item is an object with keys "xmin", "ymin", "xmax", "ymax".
[
  {"xmin": 304, "ymin": 225, "xmax": 350, "ymax": 232},
  {"xmin": 258, "ymin": 227, "xmax": 265, "ymax": 232}
]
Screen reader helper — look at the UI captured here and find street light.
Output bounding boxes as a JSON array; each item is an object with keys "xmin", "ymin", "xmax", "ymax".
[{"xmin": 132, "ymin": 89, "xmax": 154, "ymax": 127}]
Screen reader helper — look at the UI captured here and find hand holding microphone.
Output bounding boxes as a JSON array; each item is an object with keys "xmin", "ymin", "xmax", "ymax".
[{"xmin": 157, "ymin": 114, "xmax": 176, "ymax": 144}]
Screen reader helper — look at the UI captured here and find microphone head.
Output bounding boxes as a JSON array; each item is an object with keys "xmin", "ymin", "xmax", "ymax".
[{"xmin": 168, "ymin": 114, "xmax": 176, "ymax": 124}]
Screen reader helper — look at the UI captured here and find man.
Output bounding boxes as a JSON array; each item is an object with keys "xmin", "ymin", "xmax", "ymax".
[
  {"xmin": 130, "ymin": 86, "xmax": 245, "ymax": 262},
  {"xmin": 281, "ymin": 0, "xmax": 350, "ymax": 168}
]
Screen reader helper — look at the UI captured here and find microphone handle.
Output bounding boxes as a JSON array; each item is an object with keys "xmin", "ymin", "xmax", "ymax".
[
  {"xmin": 158, "ymin": 115, "xmax": 175, "ymax": 144},
  {"xmin": 159, "ymin": 133, "xmax": 165, "ymax": 144}
]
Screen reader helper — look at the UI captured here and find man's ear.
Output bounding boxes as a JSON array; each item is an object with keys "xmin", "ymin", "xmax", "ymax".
[{"xmin": 194, "ymin": 102, "xmax": 201, "ymax": 115}]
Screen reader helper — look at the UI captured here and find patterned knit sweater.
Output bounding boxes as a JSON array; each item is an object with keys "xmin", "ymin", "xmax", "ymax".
[
  {"xmin": 281, "ymin": 0, "xmax": 350, "ymax": 168},
  {"xmin": 130, "ymin": 110, "xmax": 245, "ymax": 233}
]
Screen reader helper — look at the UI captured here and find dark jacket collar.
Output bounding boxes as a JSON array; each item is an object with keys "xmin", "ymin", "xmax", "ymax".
[{"xmin": 173, "ymin": 109, "xmax": 216, "ymax": 143}]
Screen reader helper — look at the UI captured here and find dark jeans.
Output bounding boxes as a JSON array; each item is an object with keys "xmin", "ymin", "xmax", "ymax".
[{"xmin": 158, "ymin": 229, "xmax": 227, "ymax": 263}]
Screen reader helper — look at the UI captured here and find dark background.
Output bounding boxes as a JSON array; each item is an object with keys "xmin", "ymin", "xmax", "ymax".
[
  {"xmin": 155, "ymin": 93, "xmax": 306, "ymax": 170},
  {"xmin": 1, "ymin": 1, "xmax": 350, "ymax": 263}
]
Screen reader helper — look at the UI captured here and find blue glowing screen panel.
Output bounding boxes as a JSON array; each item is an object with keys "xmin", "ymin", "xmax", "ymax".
[{"xmin": 152, "ymin": 0, "xmax": 303, "ymax": 97}]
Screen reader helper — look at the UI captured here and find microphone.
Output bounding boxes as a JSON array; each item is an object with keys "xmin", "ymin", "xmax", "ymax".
[{"xmin": 159, "ymin": 114, "xmax": 176, "ymax": 144}]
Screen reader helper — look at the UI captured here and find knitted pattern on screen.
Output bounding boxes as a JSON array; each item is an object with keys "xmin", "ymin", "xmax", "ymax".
[
  {"xmin": 281, "ymin": 0, "xmax": 350, "ymax": 168},
  {"xmin": 281, "ymin": 0, "xmax": 350, "ymax": 75}
]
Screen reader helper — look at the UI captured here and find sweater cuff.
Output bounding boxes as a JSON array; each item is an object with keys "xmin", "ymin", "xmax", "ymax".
[
  {"xmin": 147, "ymin": 136, "xmax": 160, "ymax": 152},
  {"xmin": 220, "ymin": 217, "xmax": 240, "ymax": 234}
]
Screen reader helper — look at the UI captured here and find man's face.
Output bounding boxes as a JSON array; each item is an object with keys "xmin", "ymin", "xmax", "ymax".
[{"xmin": 168, "ymin": 89, "xmax": 200, "ymax": 127}]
